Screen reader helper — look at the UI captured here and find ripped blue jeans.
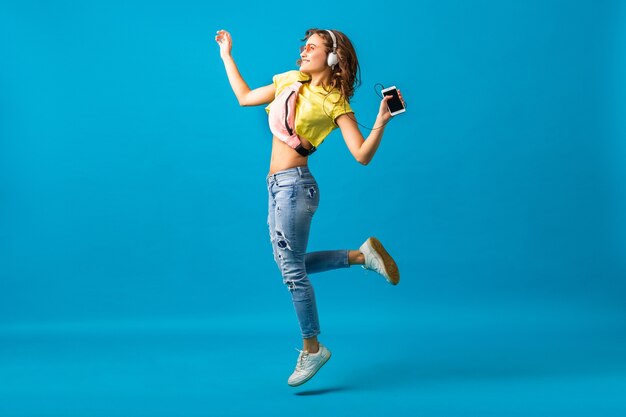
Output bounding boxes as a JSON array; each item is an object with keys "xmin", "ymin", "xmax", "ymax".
[{"xmin": 266, "ymin": 166, "xmax": 350, "ymax": 339}]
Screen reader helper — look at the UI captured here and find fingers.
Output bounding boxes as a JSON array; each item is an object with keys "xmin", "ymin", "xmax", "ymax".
[
  {"xmin": 214, "ymin": 29, "xmax": 230, "ymax": 44},
  {"xmin": 381, "ymin": 95, "xmax": 392, "ymax": 113},
  {"xmin": 397, "ymin": 89, "xmax": 406, "ymax": 105}
]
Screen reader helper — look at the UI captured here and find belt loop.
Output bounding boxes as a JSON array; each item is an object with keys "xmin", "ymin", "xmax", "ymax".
[{"xmin": 297, "ymin": 166, "xmax": 303, "ymax": 177}]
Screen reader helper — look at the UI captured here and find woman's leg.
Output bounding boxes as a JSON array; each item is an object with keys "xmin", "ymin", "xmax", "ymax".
[
  {"xmin": 306, "ymin": 243, "xmax": 400, "ymax": 285},
  {"xmin": 268, "ymin": 170, "xmax": 321, "ymax": 341},
  {"xmin": 304, "ymin": 249, "xmax": 365, "ymax": 274},
  {"xmin": 268, "ymin": 175, "xmax": 321, "ymax": 354},
  {"xmin": 270, "ymin": 169, "xmax": 335, "ymax": 387}
]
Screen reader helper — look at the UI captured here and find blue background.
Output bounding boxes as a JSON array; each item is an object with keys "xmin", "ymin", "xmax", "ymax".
[{"xmin": 1, "ymin": 0, "xmax": 625, "ymax": 415}]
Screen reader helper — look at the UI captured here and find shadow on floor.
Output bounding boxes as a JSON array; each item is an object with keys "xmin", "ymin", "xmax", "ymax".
[{"xmin": 294, "ymin": 386, "xmax": 351, "ymax": 396}]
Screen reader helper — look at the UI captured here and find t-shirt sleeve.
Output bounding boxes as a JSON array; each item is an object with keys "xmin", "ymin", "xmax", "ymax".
[
  {"xmin": 272, "ymin": 71, "xmax": 301, "ymax": 91},
  {"xmin": 266, "ymin": 71, "xmax": 300, "ymax": 114},
  {"xmin": 271, "ymin": 72, "xmax": 284, "ymax": 89},
  {"xmin": 330, "ymin": 97, "xmax": 354, "ymax": 126}
]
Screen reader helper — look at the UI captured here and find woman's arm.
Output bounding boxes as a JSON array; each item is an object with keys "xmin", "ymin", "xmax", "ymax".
[
  {"xmin": 215, "ymin": 29, "xmax": 275, "ymax": 106},
  {"xmin": 336, "ymin": 91, "xmax": 404, "ymax": 165}
]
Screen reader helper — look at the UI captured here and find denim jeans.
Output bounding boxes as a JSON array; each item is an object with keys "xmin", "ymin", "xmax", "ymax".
[{"xmin": 266, "ymin": 166, "xmax": 350, "ymax": 338}]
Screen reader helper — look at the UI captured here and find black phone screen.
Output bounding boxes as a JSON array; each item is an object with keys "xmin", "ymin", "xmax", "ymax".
[{"xmin": 383, "ymin": 89, "xmax": 404, "ymax": 113}]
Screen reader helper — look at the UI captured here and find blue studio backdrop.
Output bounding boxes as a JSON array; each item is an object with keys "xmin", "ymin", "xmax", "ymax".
[{"xmin": 1, "ymin": 1, "xmax": 625, "ymax": 416}]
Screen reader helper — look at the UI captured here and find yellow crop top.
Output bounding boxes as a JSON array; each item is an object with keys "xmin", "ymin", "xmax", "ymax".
[{"xmin": 265, "ymin": 70, "xmax": 354, "ymax": 148}]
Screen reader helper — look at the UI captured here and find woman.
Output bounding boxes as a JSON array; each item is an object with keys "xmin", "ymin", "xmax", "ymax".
[{"xmin": 215, "ymin": 28, "xmax": 404, "ymax": 387}]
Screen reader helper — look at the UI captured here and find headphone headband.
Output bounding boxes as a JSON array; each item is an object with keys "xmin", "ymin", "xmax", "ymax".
[
  {"xmin": 325, "ymin": 29, "xmax": 337, "ymax": 50},
  {"xmin": 324, "ymin": 29, "xmax": 339, "ymax": 69}
]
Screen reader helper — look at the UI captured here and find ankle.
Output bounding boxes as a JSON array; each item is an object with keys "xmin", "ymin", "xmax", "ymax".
[
  {"xmin": 303, "ymin": 342, "xmax": 319, "ymax": 354},
  {"xmin": 348, "ymin": 250, "xmax": 365, "ymax": 265}
]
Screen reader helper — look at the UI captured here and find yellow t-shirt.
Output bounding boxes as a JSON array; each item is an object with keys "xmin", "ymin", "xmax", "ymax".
[{"xmin": 265, "ymin": 70, "xmax": 354, "ymax": 148}]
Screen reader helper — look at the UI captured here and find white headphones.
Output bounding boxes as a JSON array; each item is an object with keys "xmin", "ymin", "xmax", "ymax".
[{"xmin": 325, "ymin": 29, "xmax": 339, "ymax": 70}]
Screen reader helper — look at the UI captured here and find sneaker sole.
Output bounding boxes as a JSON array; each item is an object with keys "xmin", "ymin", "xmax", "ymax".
[
  {"xmin": 369, "ymin": 237, "xmax": 400, "ymax": 285},
  {"xmin": 288, "ymin": 350, "xmax": 332, "ymax": 387}
]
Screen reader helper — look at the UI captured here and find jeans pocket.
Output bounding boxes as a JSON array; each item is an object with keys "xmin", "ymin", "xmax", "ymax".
[{"xmin": 273, "ymin": 181, "xmax": 297, "ymax": 199}]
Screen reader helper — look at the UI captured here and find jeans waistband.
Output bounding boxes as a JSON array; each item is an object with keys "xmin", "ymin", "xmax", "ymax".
[{"xmin": 266, "ymin": 165, "xmax": 312, "ymax": 182}]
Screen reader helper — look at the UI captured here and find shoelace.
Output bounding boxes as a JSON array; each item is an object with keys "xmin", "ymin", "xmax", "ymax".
[
  {"xmin": 361, "ymin": 246, "xmax": 380, "ymax": 272},
  {"xmin": 294, "ymin": 348, "xmax": 310, "ymax": 370}
]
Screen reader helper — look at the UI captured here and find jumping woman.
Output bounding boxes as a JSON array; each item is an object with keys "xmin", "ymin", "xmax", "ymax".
[{"xmin": 215, "ymin": 28, "xmax": 405, "ymax": 387}]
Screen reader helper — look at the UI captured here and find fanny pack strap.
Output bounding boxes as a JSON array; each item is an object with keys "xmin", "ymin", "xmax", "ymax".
[{"xmin": 295, "ymin": 143, "xmax": 316, "ymax": 157}]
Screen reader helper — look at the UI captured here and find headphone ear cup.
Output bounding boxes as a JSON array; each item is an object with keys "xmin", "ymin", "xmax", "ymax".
[{"xmin": 327, "ymin": 51, "xmax": 339, "ymax": 68}]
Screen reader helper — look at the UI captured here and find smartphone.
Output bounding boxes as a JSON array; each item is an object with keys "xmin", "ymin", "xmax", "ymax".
[{"xmin": 381, "ymin": 86, "xmax": 405, "ymax": 116}]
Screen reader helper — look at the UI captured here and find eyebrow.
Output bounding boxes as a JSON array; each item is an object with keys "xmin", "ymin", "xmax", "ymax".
[{"xmin": 306, "ymin": 43, "xmax": 317, "ymax": 47}]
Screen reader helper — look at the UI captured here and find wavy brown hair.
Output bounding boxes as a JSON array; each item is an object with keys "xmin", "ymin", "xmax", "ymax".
[{"xmin": 295, "ymin": 28, "xmax": 361, "ymax": 104}]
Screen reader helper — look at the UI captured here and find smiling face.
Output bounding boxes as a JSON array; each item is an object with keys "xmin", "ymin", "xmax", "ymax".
[
  {"xmin": 295, "ymin": 28, "xmax": 360, "ymax": 100},
  {"xmin": 298, "ymin": 33, "xmax": 330, "ymax": 74}
]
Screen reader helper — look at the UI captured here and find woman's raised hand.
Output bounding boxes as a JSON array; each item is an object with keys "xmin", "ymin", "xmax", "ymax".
[{"xmin": 215, "ymin": 29, "xmax": 232, "ymax": 59}]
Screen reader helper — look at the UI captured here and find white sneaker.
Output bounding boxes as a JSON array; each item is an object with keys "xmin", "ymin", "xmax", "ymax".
[
  {"xmin": 359, "ymin": 237, "xmax": 400, "ymax": 285},
  {"xmin": 287, "ymin": 344, "xmax": 332, "ymax": 387}
]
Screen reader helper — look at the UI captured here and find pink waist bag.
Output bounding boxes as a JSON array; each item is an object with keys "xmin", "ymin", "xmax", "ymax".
[{"xmin": 268, "ymin": 81, "xmax": 317, "ymax": 156}]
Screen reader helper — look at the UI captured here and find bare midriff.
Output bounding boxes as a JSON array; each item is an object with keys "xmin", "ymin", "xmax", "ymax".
[{"xmin": 268, "ymin": 135, "xmax": 315, "ymax": 175}]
